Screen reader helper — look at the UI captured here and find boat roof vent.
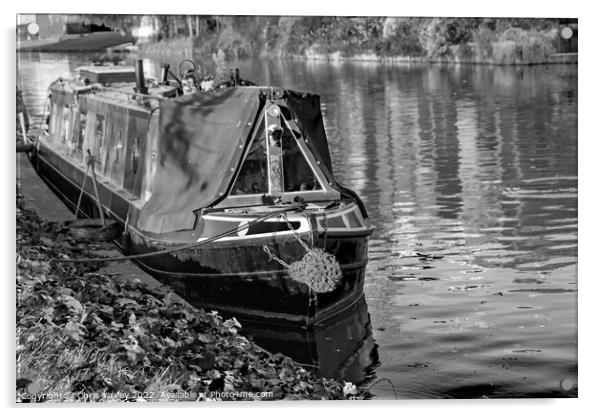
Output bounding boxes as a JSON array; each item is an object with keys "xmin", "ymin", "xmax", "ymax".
[{"xmin": 78, "ymin": 65, "xmax": 136, "ymax": 84}]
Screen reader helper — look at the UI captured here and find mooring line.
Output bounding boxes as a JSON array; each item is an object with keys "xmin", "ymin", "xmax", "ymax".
[
  {"xmin": 51, "ymin": 206, "xmax": 302, "ymax": 264},
  {"xmin": 363, "ymin": 378, "xmax": 398, "ymax": 399}
]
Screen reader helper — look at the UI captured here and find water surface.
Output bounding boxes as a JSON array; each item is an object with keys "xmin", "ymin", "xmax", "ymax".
[{"xmin": 17, "ymin": 52, "xmax": 578, "ymax": 398}]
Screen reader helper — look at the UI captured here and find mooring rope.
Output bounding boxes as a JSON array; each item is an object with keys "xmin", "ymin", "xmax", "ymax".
[
  {"xmin": 51, "ymin": 206, "xmax": 302, "ymax": 264},
  {"xmin": 362, "ymin": 378, "xmax": 398, "ymax": 399}
]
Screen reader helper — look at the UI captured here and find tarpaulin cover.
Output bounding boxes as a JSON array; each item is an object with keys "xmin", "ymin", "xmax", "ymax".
[
  {"xmin": 137, "ymin": 88, "xmax": 261, "ymax": 233},
  {"xmin": 284, "ymin": 90, "xmax": 369, "ymax": 218}
]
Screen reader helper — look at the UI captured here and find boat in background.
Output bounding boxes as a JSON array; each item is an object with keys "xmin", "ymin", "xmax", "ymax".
[
  {"xmin": 17, "ymin": 31, "xmax": 135, "ymax": 53},
  {"xmin": 17, "ymin": 15, "xmax": 135, "ymax": 52},
  {"xmin": 29, "ymin": 59, "xmax": 374, "ymax": 324}
]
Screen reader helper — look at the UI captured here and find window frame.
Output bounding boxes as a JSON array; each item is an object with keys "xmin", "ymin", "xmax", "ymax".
[
  {"xmin": 93, "ymin": 113, "xmax": 107, "ymax": 173},
  {"xmin": 61, "ymin": 105, "xmax": 72, "ymax": 146},
  {"xmin": 218, "ymin": 102, "xmax": 340, "ymax": 208},
  {"xmin": 229, "ymin": 115, "xmax": 270, "ymax": 196},
  {"xmin": 280, "ymin": 114, "xmax": 329, "ymax": 193},
  {"xmin": 76, "ymin": 110, "xmax": 87, "ymax": 156}
]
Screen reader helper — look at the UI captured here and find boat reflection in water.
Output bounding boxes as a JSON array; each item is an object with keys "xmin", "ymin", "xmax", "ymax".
[{"xmin": 238, "ymin": 295, "xmax": 379, "ymax": 384}]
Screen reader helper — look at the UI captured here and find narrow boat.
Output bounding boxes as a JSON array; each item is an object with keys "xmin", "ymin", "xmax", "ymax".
[
  {"xmin": 17, "ymin": 31, "xmax": 135, "ymax": 52},
  {"xmin": 29, "ymin": 60, "xmax": 374, "ymax": 324}
]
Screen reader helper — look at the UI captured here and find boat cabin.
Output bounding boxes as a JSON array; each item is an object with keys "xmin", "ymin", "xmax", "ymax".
[{"xmin": 43, "ymin": 64, "xmax": 362, "ymax": 235}]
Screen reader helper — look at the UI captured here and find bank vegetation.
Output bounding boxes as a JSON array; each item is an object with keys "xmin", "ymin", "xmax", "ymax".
[{"xmin": 81, "ymin": 15, "xmax": 564, "ymax": 65}]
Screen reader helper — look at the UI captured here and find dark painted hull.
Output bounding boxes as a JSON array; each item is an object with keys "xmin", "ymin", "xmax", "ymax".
[
  {"xmin": 126, "ymin": 229, "xmax": 368, "ymax": 325},
  {"xmin": 30, "ymin": 144, "xmax": 371, "ymax": 324}
]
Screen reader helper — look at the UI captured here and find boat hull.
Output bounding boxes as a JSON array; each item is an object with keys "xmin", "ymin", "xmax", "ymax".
[{"xmin": 125, "ymin": 229, "xmax": 369, "ymax": 325}]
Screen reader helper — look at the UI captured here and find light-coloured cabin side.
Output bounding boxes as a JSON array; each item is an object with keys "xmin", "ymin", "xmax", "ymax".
[{"xmin": 45, "ymin": 84, "xmax": 160, "ymax": 204}]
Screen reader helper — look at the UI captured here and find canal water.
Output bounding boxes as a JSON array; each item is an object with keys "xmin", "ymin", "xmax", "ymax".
[{"xmin": 17, "ymin": 52, "xmax": 578, "ymax": 399}]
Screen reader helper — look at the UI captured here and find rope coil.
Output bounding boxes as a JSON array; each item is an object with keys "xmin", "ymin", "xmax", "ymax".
[{"xmin": 263, "ymin": 213, "xmax": 342, "ymax": 293}]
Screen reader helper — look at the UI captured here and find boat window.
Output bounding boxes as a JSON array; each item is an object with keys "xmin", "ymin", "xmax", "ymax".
[
  {"xmin": 230, "ymin": 120, "xmax": 268, "ymax": 195},
  {"xmin": 61, "ymin": 106, "xmax": 71, "ymax": 145},
  {"xmin": 48, "ymin": 101, "xmax": 57, "ymax": 137},
  {"xmin": 77, "ymin": 111, "xmax": 86, "ymax": 154},
  {"xmin": 281, "ymin": 122, "xmax": 322, "ymax": 192},
  {"xmin": 94, "ymin": 114, "xmax": 106, "ymax": 170},
  {"xmin": 131, "ymin": 136, "xmax": 140, "ymax": 174},
  {"xmin": 115, "ymin": 130, "xmax": 123, "ymax": 163}
]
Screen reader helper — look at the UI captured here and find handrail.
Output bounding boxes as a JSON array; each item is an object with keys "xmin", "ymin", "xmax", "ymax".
[
  {"xmin": 52, "ymin": 80, "xmax": 169, "ymax": 101},
  {"xmin": 91, "ymin": 85, "xmax": 169, "ymax": 101},
  {"xmin": 51, "ymin": 205, "xmax": 302, "ymax": 264}
]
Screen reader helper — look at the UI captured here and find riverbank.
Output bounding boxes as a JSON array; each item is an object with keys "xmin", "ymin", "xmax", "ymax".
[
  {"xmin": 136, "ymin": 46, "xmax": 577, "ymax": 70},
  {"xmin": 133, "ymin": 17, "xmax": 576, "ymax": 66},
  {"xmin": 137, "ymin": 39, "xmax": 577, "ymax": 67},
  {"xmin": 287, "ymin": 51, "xmax": 578, "ymax": 65},
  {"xmin": 16, "ymin": 159, "xmax": 360, "ymax": 402}
]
